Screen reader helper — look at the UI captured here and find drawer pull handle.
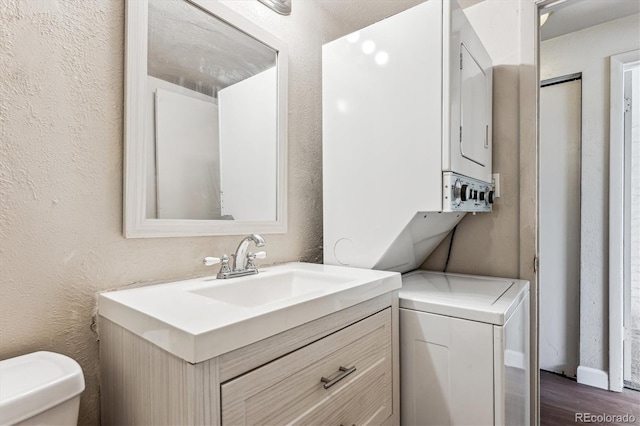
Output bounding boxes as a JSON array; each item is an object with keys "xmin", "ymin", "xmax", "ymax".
[{"xmin": 320, "ymin": 366, "xmax": 356, "ymax": 389}]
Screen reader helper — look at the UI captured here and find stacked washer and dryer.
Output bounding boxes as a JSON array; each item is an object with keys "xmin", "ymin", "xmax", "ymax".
[{"xmin": 322, "ymin": 1, "xmax": 530, "ymax": 425}]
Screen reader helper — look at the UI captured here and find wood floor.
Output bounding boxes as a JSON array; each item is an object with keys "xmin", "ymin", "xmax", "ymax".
[{"xmin": 540, "ymin": 370, "xmax": 640, "ymax": 425}]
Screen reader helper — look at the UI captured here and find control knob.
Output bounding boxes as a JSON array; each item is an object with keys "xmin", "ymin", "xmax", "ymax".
[
  {"xmin": 460, "ymin": 184, "xmax": 470, "ymax": 202},
  {"xmin": 453, "ymin": 180, "xmax": 463, "ymax": 206}
]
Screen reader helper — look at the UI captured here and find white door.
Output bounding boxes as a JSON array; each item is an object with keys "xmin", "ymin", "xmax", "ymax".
[
  {"xmin": 459, "ymin": 43, "xmax": 489, "ymax": 167},
  {"xmin": 539, "ymin": 78, "xmax": 582, "ymax": 377},
  {"xmin": 446, "ymin": 7, "xmax": 493, "ymax": 185},
  {"xmin": 218, "ymin": 67, "xmax": 278, "ymax": 221},
  {"xmin": 155, "ymin": 88, "xmax": 221, "ymax": 220}
]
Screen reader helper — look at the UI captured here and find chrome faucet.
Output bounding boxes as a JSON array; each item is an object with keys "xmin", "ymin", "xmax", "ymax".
[
  {"xmin": 232, "ymin": 234, "xmax": 266, "ymax": 273},
  {"xmin": 203, "ymin": 234, "xmax": 267, "ymax": 279}
]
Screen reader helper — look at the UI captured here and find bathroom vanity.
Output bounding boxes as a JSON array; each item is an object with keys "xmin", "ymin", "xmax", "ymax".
[{"xmin": 98, "ymin": 263, "xmax": 401, "ymax": 425}]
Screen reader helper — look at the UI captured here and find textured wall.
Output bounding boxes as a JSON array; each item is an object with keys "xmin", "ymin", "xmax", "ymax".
[
  {"xmin": 540, "ymin": 14, "xmax": 640, "ymax": 376},
  {"xmin": 421, "ymin": 64, "xmax": 521, "ymax": 278},
  {"xmin": 0, "ymin": 0, "xmax": 424, "ymax": 424}
]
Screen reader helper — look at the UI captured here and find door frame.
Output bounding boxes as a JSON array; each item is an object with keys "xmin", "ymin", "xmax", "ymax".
[
  {"xmin": 609, "ymin": 49, "xmax": 640, "ymax": 392},
  {"xmin": 523, "ymin": 2, "xmax": 583, "ymax": 422}
]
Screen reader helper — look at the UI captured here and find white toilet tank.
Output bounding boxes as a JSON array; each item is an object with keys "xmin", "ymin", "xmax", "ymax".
[{"xmin": 0, "ymin": 351, "xmax": 85, "ymax": 426}]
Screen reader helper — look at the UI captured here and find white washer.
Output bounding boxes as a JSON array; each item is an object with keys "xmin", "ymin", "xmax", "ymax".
[{"xmin": 399, "ymin": 271, "xmax": 530, "ymax": 426}]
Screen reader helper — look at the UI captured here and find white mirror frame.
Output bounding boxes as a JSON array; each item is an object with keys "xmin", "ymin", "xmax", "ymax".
[{"xmin": 124, "ymin": 0, "xmax": 288, "ymax": 238}]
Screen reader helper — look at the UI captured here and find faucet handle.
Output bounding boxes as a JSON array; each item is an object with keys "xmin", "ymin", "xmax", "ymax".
[
  {"xmin": 203, "ymin": 256, "xmax": 221, "ymax": 266},
  {"xmin": 246, "ymin": 251, "xmax": 266, "ymax": 270},
  {"xmin": 217, "ymin": 255, "xmax": 232, "ymax": 278},
  {"xmin": 206, "ymin": 255, "xmax": 232, "ymax": 279}
]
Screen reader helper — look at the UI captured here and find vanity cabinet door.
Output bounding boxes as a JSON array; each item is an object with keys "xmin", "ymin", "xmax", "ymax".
[{"xmin": 221, "ymin": 308, "xmax": 393, "ymax": 426}]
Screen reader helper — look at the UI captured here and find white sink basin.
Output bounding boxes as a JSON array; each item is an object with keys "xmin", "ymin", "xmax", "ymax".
[
  {"xmin": 98, "ymin": 262, "xmax": 400, "ymax": 363},
  {"xmin": 190, "ymin": 270, "xmax": 351, "ymax": 307}
]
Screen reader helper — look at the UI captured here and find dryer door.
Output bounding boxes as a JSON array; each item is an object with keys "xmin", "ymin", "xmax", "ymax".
[
  {"xmin": 445, "ymin": 4, "xmax": 492, "ymax": 184},
  {"xmin": 459, "ymin": 43, "xmax": 490, "ymax": 167}
]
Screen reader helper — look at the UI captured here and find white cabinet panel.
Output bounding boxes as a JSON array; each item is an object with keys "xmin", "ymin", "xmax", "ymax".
[
  {"xmin": 322, "ymin": 0, "xmax": 444, "ymax": 270},
  {"xmin": 400, "ymin": 308, "xmax": 494, "ymax": 426},
  {"xmin": 500, "ymin": 296, "xmax": 531, "ymax": 426},
  {"xmin": 323, "ymin": 0, "xmax": 493, "ymax": 272}
]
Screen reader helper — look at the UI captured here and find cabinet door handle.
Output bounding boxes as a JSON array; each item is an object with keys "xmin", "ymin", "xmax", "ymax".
[{"xmin": 320, "ymin": 365, "xmax": 356, "ymax": 389}]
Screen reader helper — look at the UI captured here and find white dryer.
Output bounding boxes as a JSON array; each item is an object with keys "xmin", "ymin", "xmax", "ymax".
[{"xmin": 399, "ymin": 271, "xmax": 530, "ymax": 426}]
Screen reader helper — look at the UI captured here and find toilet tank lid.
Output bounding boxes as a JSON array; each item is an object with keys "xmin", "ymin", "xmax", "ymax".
[{"xmin": 0, "ymin": 351, "xmax": 85, "ymax": 425}]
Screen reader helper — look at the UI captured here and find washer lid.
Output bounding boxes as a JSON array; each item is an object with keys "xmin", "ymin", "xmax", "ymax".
[
  {"xmin": 399, "ymin": 271, "xmax": 529, "ymax": 325},
  {"xmin": 0, "ymin": 351, "xmax": 85, "ymax": 426}
]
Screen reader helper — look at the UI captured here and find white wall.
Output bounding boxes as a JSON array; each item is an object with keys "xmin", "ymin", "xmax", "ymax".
[
  {"xmin": 541, "ymin": 13, "xmax": 640, "ymax": 379},
  {"xmin": 218, "ymin": 67, "xmax": 277, "ymax": 221}
]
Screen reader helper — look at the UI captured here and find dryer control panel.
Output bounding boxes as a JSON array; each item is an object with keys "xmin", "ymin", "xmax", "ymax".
[{"xmin": 442, "ymin": 172, "xmax": 493, "ymax": 212}]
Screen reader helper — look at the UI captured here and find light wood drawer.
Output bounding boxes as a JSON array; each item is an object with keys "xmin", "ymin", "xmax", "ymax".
[{"xmin": 221, "ymin": 308, "xmax": 392, "ymax": 426}]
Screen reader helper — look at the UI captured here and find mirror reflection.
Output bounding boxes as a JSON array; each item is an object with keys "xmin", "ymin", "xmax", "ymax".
[{"xmin": 145, "ymin": 0, "xmax": 278, "ymax": 221}]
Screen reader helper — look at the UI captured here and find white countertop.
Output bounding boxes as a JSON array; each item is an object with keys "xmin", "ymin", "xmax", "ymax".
[{"xmin": 98, "ymin": 262, "xmax": 400, "ymax": 363}]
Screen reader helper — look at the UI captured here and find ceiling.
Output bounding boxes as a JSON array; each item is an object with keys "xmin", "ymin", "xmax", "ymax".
[
  {"xmin": 541, "ymin": 0, "xmax": 640, "ymax": 41},
  {"xmin": 148, "ymin": 0, "xmax": 276, "ymax": 98}
]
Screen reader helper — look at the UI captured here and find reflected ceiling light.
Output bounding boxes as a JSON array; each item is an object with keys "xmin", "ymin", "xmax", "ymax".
[
  {"xmin": 362, "ymin": 40, "xmax": 376, "ymax": 55},
  {"xmin": 540, "ymin": 12, "xmax": 550, "ymax": 26},
  {"xmin": 347, "ymin": 32, "xmax": 361, "ymax": 43},
  {"xmin": 258, "ymin": 0, "xmax": 291, "ymax": 15},
  {"xmin": 375, "ymin": 51, "xmax": 389, "ymax": 65}
]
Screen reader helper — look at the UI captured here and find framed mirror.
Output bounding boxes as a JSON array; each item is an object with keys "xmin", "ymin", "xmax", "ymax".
[{"xmin": 124, "ymin": 0, "xmax": 288, "ymax": 237}]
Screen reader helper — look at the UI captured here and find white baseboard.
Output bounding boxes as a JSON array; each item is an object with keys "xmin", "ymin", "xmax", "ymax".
[{"xmin": 576, "ymin": 366, "xmax": 609, "ymax": 390}]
